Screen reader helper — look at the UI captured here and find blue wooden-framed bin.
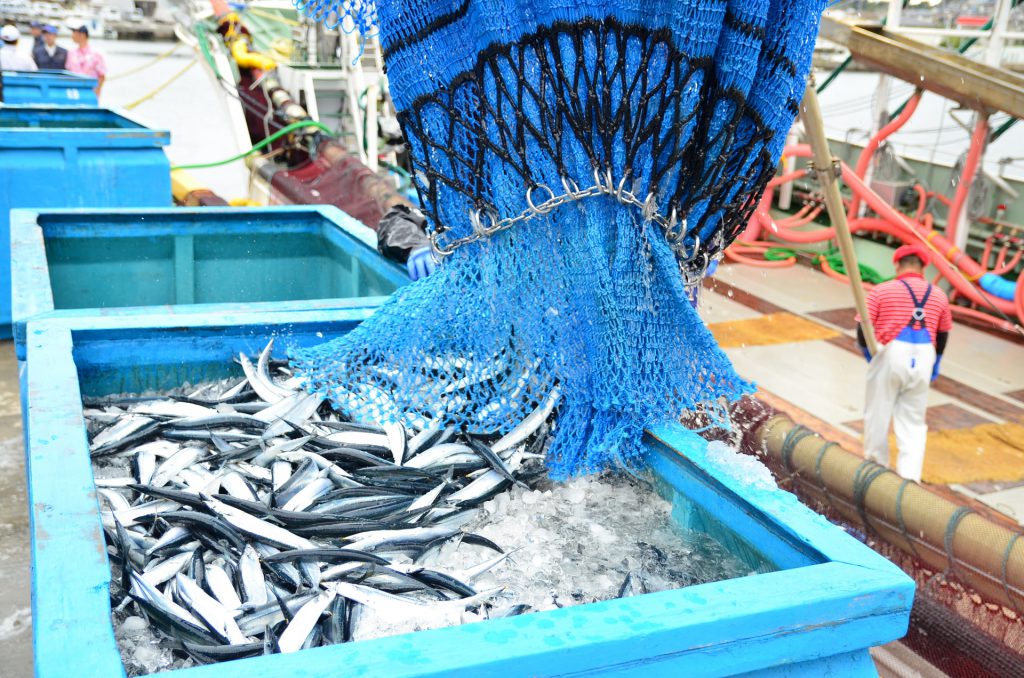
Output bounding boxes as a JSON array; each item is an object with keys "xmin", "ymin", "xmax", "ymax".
[
  {"xmin": 23, "ymin": 305, "xmax": 914, "ymax": 677},
  {"xmin": 10, "ymin": 205, "xmax": 408, "ymax": 360}
]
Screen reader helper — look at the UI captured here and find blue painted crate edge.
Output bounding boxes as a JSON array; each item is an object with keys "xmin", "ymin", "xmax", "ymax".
[
  {"xmin": 24, "ymin": 316, "xmax": 914, "ymax": 678},
  {"xmin": 9, "ymin": 205, "xmax": 408, "ymax": 359},
  {"xmin": 0, "ymin": 70, "xmax": 98, "ymax": 105},
  {"xmin": 0, "ymin": 105, "xmax": 169, "ymax": 144}
]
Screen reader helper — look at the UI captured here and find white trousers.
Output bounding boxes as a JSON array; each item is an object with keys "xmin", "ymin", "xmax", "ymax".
[{"xmin": 863, "ymin": 339, "xmax": 935, "ymax": 483}]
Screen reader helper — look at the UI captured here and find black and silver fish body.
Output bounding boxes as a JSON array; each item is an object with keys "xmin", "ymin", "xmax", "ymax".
[
  {"xmin": 158, "ymin": 511, "xmax": 248, "ymax": 554},
  {"xmin": 281, "ymin": 477, "xmax": 334, "ymax": 512},
  {"xmin": 183, "ymin": 640, "xmax": 264, "ymax": 665},
  {"xmin": 146, "ymin": 525, "xmax": 192, "ymax": 558},
  {"xmin": 205, "ymin": 562, "xmax": 243, "ymax": 612},
  {"xmin": 408, "ymin": 569, "xmax": 478, "ymax": 599},
  {"xmin": 445, "ymin": 470, "xmax": 511, "ymax": 507},
  {"xmin": 403, "ymin": 443, "xmax": 474, "ymax": 470},
  {"xmin": 175, "ymin": 573, "xmax": 249, "ymax": 645},
  {"xmin": 322, "ymin": 594, "xmax": 349, "ymax": 645},
  {"xmin": 239, "ymin": 351, "xmax": 287, "ymax": 405},
  {"xmin": 272, "ymin": 458, "xmax": 319, "ymax": 508},
  {"xmin": 141, "ymin": 551, "xmax": 193, "ymax": 587},
  {"xmin": 236, "ymin": 593, "xmax": 317, "ymax": 637},
  {"xmin": 261, "ymin": 548, "xmax": 390, "ymax": 567},
  {"xmin": 220, "ymin": 471, "xmax": 260, "ymax": 503},
  {"xmin": 238, "ymin": 544, "xmax": 268, "ymax": 607},
  {"xmin": 465, "ymin": 439, "xmax": 519, "ymax": 485},
  {"xmin": 151, "ymin": 446, "xmax": 204, "ymax": 488},
  {"xmin": 133, "ymin": 450, "xmax": 157, "ymax": 486},
  {"xmin": 253, "ymin": 543, "xmax": 303, "ymax": 590},
  {"xmin": 277, "ymin": 589, "xmax": 336, "ymax": 654}
]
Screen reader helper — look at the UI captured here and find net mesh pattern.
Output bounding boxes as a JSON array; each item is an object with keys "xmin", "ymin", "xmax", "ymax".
[{"xmin": 291, "ymin": 0, "xmax": 826, "ymax": 478}]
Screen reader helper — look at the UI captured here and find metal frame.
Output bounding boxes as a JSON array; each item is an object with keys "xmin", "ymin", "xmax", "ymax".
[{"xmin": 23, "ymin": 309, "xmax": 913, "ymax": 677}]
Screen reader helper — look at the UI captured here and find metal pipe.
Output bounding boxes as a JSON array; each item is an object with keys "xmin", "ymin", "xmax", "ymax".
[{"xmin": 800, "ymin": 81, "xmax": 879, "ymax": 355}]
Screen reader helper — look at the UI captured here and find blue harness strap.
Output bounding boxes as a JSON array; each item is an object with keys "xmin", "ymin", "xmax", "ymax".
[{"xmin": 896, "ymin": 279, "xmax": 933, "ymax": 346}]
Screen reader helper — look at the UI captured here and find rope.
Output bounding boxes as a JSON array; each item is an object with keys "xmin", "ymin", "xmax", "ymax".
[
  {"xmin": 761, "ymin": 245, "xmax": 891, "ymax": 284},
  {"xmin": 1001, "ymin": 532, "xmax": 1024, "ymax": 617},
  {"xmin": 779, "ymin": 425, "xmax": 816, "ymax": 473},
  {"xmin": 851, "ymin": 460, "xmax": 889, "ymax": 538},
  {"xmin": 894, "ymin": 479, "xmax": 922, "ymax": 560},
  {"xmin": 123, "ymin": 60, "xmax": 197, "ymax": 111},
  {"xmin": 108, "ymin": 42, "xmax": 183, "ymax": 81},
  {"xmin": 943, "ymin": 506, "xmax": 975, "ymax": 577},
  {"xmin": 171, "ymin": 119, "xmax": 334, "ymax": 170},
  {"xmin": 813, "ymin": 441, "xmax": 843, "ymax": 514}
]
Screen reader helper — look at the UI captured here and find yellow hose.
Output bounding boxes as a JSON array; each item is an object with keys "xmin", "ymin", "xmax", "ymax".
[{"xmin": 230, "ymin": 39, "xmax": 277, "ymax": 72}]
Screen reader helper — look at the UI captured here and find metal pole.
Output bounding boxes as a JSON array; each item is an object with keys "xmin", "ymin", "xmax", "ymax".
[
  {"xmin": 987, "ymin": 0, "xmax": 1012, "ymax": 69},
  {"xmin": 800, "ymin": 80, "xmax": 879, "ymax": 355},
  {"xmin": 885, "ymin": 0, "xmax": 902, "ymax": 30}
]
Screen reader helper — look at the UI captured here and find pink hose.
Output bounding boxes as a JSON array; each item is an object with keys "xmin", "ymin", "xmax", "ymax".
[
  {"xmin": 945, "ymin": 118, "xmax": 990, "ymax": 246},
  {"xmin": 847, "ymin": 91, "xmax": 923, "ymax": 220}
]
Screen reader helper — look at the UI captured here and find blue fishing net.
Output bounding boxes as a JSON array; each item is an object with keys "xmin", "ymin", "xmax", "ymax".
[{"xmin": 290, "ymin": 0, "xmax": 828, "ymax": 478}]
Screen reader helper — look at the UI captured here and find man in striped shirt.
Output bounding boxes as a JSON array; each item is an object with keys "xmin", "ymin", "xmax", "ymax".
[{"xmin": 856, "ymin": 245, "xmax": 952, "ymax": 483}]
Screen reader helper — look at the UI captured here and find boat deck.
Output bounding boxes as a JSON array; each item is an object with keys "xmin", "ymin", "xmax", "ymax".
[{"xmin": 701, "ymin": 262, "xmax": 1024, "ymax": 526}]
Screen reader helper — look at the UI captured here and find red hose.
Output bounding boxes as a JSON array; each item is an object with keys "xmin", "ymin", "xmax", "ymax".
[
  {"xmin": 847, "ymin": 90, "xmax": 923, "ymax": 220},
  {"xmin": 945, "ymin": 118, "xmax": 990, "ymax": 246},
  {"xmin": 913, "ymin": 184, "xmax": 927, "ymax": 221},
  {"xmin": 993, "ymin": 249, "xmax": 1023, "ymax": 276},
  {"xmin": 725, "ymin": 243, "xmax": 797, "ymax": 268},
  {"xmin": 952, "ymin": 305, "xmax": 1022, "ymax": 334}
]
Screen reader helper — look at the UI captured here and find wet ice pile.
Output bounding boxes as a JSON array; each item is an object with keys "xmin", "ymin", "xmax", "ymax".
[{"xmin": 347, "ymin": 473, "xmax": 753, "ymax": 641}]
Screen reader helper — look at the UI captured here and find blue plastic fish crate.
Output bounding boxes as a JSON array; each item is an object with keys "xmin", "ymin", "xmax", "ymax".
[
  {"xmin": 23, "ymin": 310, "xmax": 914, "ymax": 677},
  {"xmin": 0, "ymin": 70, "xmax": 99, "ymax": 105},
  {"xmin": 0, "ymin": 106, "xmax": 171, "ymax": 337},
  {"xmin": 10, "ymin": 205, "xmax": 408, "ymax": 360}
]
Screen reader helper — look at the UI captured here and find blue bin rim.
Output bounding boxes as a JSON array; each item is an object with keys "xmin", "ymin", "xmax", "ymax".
[
  {"xmin": 0, "ymin": 104, "xmax": 169, "ymax": 137},
  {"xmin": 1, "ymin": 69, "xmax": 96, "ymax": 83},
  {"xmin": 9, "ymin": 205, "xmax": 408, "ymax": 360},
  {"xmin": 23, "ymin": 311, "xmax": 914, "ymax": 677}
]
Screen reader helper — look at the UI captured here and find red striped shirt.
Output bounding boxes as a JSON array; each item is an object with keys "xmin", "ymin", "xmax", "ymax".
[{"xmin": 857, "ymin": 273, "xmax": 952, "ymax": 346}]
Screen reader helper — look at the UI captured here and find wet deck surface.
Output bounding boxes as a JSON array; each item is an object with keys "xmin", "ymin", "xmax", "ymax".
[
  {"xmin": 701, "ymin": 262, "xmax": 1024, "ymax": 524},
  {"xmin": 0, "ymin": 342, "xmax": 32, "ymax": 676}
]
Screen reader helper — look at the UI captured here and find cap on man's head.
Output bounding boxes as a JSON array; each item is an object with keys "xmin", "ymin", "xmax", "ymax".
[
  {"xmin": 29, "ymin": 21, "xmax": 41, "ymax": 28},
  {"xmin": 72, "ymin": 25, "xmax": 89, "ymax": 36},
  {"xmin": 42, "ymin": 25, "xmax": 57, "ymax": 34},
  {"xmin": 0, "ymin": 25, "xmax": 20, "ymax": 43},
  {"xmin": 893, "ymin": 244, "xmax": 931, "ymax": 267}
]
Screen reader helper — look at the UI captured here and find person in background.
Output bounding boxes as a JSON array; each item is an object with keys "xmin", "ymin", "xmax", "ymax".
[
  {"xmin": 33, "ymin": 25, "xmax": 66, "ymax": 71},
  {"xmin": 0, "ymin": 25, "xmax": 37, "ymax": 71},
  {"xmin": 66, "ymin": 25, "xmax": 105, "ymax": 97},
  {"xmin": 28, "ymin": 21, "xmax": 42, "ymax": 49},
  {"xmin": 856, "ymin": 244, "xmax": 952, "ymax": 483}
]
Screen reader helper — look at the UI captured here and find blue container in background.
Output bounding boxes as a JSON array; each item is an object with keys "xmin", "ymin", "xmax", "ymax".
[
  {"xmin": 22, "ymin": 309, "xmax": 914, "ymax": 677},
  {"xmin": 0, "ymin": 105, "xmax": 171, "ymax": 337},
  {"xmin": 1, "ymin": 70, "xmax": 98, "ymax": 105}
]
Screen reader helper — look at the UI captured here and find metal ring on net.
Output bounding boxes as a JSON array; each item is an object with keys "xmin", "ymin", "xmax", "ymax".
[{"xmin": 526, "ymin": 184, "xmax": 556, "ymax": 214}]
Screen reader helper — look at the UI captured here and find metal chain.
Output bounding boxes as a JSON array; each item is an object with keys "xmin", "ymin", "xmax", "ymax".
[{"xmin": 428, "ymin": 168, "xmax": 699, "ymax": 263}]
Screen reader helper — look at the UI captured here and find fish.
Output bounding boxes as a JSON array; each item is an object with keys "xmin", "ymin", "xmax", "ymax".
[{"xmin": 88, "ymin": 340, "xmax": 555, "ymax": 668}]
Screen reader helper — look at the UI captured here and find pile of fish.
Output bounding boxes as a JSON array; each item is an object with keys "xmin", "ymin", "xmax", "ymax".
[{"xmin": 88, "ymin": 341, "xmax": 557, "ymax": 669}]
